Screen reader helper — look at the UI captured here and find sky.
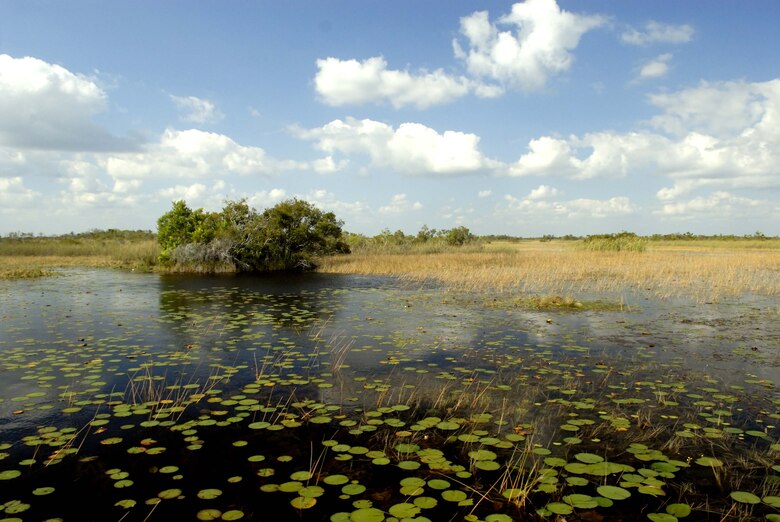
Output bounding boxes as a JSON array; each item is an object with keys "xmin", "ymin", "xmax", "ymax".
[{"xmin": 1, "ymin": 0, "xmax": 779, "ymax": 237}]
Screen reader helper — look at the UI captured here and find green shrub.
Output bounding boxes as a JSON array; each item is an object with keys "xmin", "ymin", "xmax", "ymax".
[
  {"xmin": 157, "ymin": 198, "xmax": 350, "ymax": 273},
  {"xmin": 581, "ymin": 232, "xmax": 646, "ymax": 252}
]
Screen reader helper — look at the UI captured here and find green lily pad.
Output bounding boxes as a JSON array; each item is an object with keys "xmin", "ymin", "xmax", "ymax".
[
  {"xmin": 290, "ymin": 496, "xmax": 316, "ymax": 509},
  {"xmin": 546, "ymin": 502, "xmax": 574, "ymax": 515},
  {"xmin": 349, "ymin": 507, "xmax": 385, "ymax": 521},
  {"xmin": 597, "ymin": 485, "xmax": 631, "ymax": 500},
  {"xmin": 158, "ymin": 488, "xmax": 182, "ymax": 499},
  {"xmin": 574, "ymin": 453, "xmax": 604, "ymax": 464},
  {"xmin": 442, "ymin": 490, "xmax": 468, "ymax": 502},
  {"xmin": 342, "ymin": 483, "xmax": 366, "ymax": 496},
  {"xmin": 763, "ymin": 496, "xmax": 780, "ymax": 508},
  {"xmin": 414, "ymin": 496, "xmax": 438, "ymax": 509},
  {"xmin": 0, "ymin": 470, "xmax": 22, "ymax": 480},
  {"xmin": 485, "ymin": 515, "xmax": 514, "ymax": 522},
  {"xmin": 694, "ymin": 456, "xmax": 723, "ymax": 467},
  {"xmin": 563, "ymin": 494, "xmax": 598, "ymax": 509},
  {"xmin": 324, "ymin": 474, "xmax": 350, "ymax": 485},
  {"xmin": 290, "ymin": 470, "xmax": 313, "ymax": 481},
  {"xmin": 388, "ymin": 503, "xmax": 420, "ymax": 518},
  {"xmin": 729, "ymin": 491, "xmax": 761, "ymax": 504},
  {"xmin": 197, "ymin": 488, "xmax": 222, "ymax": 499},
  {"xmin": 647, "ymin": 514, "xmax": 677, "ymax": 522},
  {"xmin": 427, "ymin": 479, "xmax": 450, "ymax": 490},
  {"xmin": 665, "ymin": 503, "xmax": 692, "ymax": 517}
]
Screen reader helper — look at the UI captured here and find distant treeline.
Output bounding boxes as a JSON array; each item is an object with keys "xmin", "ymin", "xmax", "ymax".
[
  {"xmin": 2, "ymin": 228, "xmax": 775, "ymax": 244},
  {"xmin": 1, "ymin": 229, "xmax": 156, "ymax": 241},
  {"xmin": 344, "ymin": 225, "xmax": 478, "ymax": 254},
  {"xmin": 484, "ymin": 231, "xmax": 776, "ymax": 242}
]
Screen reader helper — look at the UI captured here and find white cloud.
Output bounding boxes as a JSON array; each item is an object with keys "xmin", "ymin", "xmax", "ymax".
[
  {"xmin": 247, "ymin": 188, "xmax": 287, "ymax": 209},
  {"xmin": 105, "ymin": 128, "xmax": 304, "ymax": 180},
  {"xmin": 453, "ymin": 0, "xmax": 607, "ymax": 91},
  {"xmin": 527, "ymin": 184, "xmax": 559, "ymax": 199},
  {"xmin": 638, "ymin": 53, "xmax": 672, "ymax": 79},
  {"xmin": 478, "ymin": 189, "xmax": 493, "ymax": 198},
  {"xmin": 503, "ymin": 192, "xmax": 635, "ymax": 219},
  {"xmin": 0, "ymin": 177, "xmax": 38, "ymax": 210},
  {"xmin": 159, "ymin": 181, "xmax": 219, "ymax": 203},
  {"xmin": 170, "ymin": 95, "xmax": 224, "ymax": 124},
  {"xmin": 379, "ymin": 193, "xmax": 423, "ymax": 215},
  {"xmin": 508, "ymin": 136, "xmax": 580, "ymax": 177},
  {"xmin": 503, "ymin": 79, "xmax": 780, "ymax": 199},
  {"xmin": 0, "ymin": 54, "xmax": 135, "ymax": 152},
  {"xmin": 311, "ymin": 155, "xmax": 348, "ymax": 174},
  {"xmin": 59, "ymin": 169, "xmax": 141, "ymax": 209},
  {"xmin": 299, "ymin": 189, "xmax": 370, "ymax": 218},
  {"xmin": 622, "ymin": 21, "xmax": 694, "ymax": 46},
  {"xmin": 648, "ymin": 80, "xmax": 773, "ymax": 137},
  {"xmin": 656, "ymin": 191, "xmax": 768, "ymax": 218},
  {"xmin": 314, "ymin": 56, "xmax": 475, "ymax": 109},
  {"xmin": 298, "ymin": 117, "xmax": 499, "ymax": 175}
]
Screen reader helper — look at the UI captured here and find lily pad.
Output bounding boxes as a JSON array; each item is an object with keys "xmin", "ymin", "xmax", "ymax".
[
  {"xmin": 597, "ymin": 485, "xmax": 631, "ymax": 500},
  {"xmin": 729, "ymin": 491, "xmax": 761, "ymax": 504}
]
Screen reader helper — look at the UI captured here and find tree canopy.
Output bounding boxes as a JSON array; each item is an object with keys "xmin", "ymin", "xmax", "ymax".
[{"xmin": 157, "ymin": 198, "xmax": 350, "ymax": 272}]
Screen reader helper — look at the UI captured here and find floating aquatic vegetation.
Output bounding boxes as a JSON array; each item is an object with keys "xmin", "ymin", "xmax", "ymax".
[{"xmin": 0, "ymin": 269, "xmax": 778, "ymax": 520}]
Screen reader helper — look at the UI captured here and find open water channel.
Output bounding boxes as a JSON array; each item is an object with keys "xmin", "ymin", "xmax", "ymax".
[{"xmin": 0, "ymin": 269, "xmax": 778, "ymax": 521}]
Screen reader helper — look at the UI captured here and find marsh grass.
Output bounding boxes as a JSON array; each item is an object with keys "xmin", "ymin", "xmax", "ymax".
[
  {"xmin": 0, "ymin": 231, "xmax": 159, "ymax": 278},
  {"xmin": 318, "ymin": 240, "xmax": 780, "ymax": 302}
]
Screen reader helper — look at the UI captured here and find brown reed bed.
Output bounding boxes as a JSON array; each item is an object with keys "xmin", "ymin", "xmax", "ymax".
[
  {"xmin": 318, "ymin": 241, "xmax": 780, "ymax": 302},
  {"xmin": 0, "ymin": 234, "xmax": 159, "ymax": 279}
]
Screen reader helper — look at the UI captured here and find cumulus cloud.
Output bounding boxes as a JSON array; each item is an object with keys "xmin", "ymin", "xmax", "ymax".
[
  {"xmin": 379, "ymin": 193, "xmax": 423, "ymax": 215},
  {"xmin": 59, "ymin": 167, "xmax": 141, "ymax": 209},
  {"xmin": 503, "ymin": 79, "xmax": 780, "ymax": 200},
  {"xmin": 478, "ymin": 189, "xmax": 493, "ymax": 198},
  {"xmin": 503, "ymin": 192, "xmax": 635, "ymax": 219},
  {"xmin": 638, "ymin": 53, "xmax": 672, "ymax": 79},
  {"xmin": 527, "ymin": 184, "xmax": 559, "ymax": 199},
  {"xmin": 313, "ymin": 0, "xmax": 606, "ymax": 107},
  {"xmin": 452, "ymin": 0, "xmax": 607, "ymax": 92},
  {"xmin": 299, "ymin": 189, "xmax": 371, "ymax": 218},
  {"xmin": 656, "ymin": 191, "xmax": 768, "ymax": 218},
  {"xmin": 105, "ymin": 128, "xmax": 304, "ymax": 179},
  {"xmin": 314, "ymin": 56, "xmax": 475, "ymax": 109},
  {"xmin": 0, "ymin": 177, "xmax": 39, "ymax": 210},
  {"xmin": 647, "ymin": 80, "xmax": 773, "ymax": 137},
  {"xmin": 622, "ymin": 21, "xmax": 694, "ymax": 46},
  {"xmin": 297, "ymin": 117, "xmax": 499, "ymax": 175},
  {"xmin": 0, "ymin": 54, "xmax": 137, "ymax": 152},
  {"xmin": 508, "ymin": 136, "xmax": 580, "ymax": 177},
  {"xmin": 159, "ymin": 180, "xmax": 226, "ymax": 203},
  {"xmin": 170, "ymin": 95, "xmax": 224, "ymax": 124}
]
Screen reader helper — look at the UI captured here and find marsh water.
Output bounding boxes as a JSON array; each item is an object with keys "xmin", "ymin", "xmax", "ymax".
[{"xmin": 0, "ymin": 269, "xmax": 778, "ymax": 521}]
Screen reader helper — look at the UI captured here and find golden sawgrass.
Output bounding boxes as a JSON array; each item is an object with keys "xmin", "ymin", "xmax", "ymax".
[
  {"xmin": 0, "ymin": 238, "xmax": 159, "ymax": 279},
  {"xmin": 319, "ymin": 241, "xmax": 780, "ymax": 302}
]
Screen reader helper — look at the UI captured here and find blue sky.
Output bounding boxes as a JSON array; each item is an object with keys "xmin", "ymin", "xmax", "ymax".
[{"xmin": 1, "ymin": 0, "xmax": 779, "ymax": 236}]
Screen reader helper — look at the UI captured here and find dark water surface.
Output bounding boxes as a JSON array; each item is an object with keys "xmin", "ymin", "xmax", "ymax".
[{"xmin": 0, "ymin": 269, "xmax": 778, "ymax": 521}]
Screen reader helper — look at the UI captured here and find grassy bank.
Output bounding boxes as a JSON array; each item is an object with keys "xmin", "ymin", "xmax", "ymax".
[
  {"xmin": 0, "ymin": 230, "xmax": 159, "ymax": 279},
  {"xmin": 4, "ymin": 231, "xmax": 779, "ymax": 304},
  {"xmin": 319, "ymin": 239, "xmax": 780, "ymax": 302}
]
